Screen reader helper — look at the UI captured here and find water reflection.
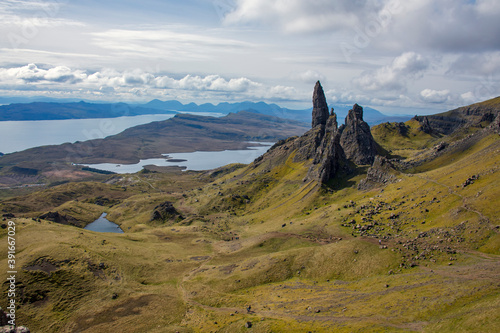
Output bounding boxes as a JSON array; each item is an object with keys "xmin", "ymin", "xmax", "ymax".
[
  {"xmin": 84, "ymin": 213, "xmax": 124, "ymax": 233},
  {"xmin": 81, "ymin": 142, "xmax": 274, "ymax": 174}
]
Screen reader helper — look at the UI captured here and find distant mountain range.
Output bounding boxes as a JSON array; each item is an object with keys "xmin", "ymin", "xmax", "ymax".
[
  {"xmin": 0, "ymin": 98, "xmax": 411, "ymax": 125},
  {"xmin": 0, "ymin": 101, "xmax": 175, "ymax": 121},
  {"xmin": 141, "ymin": 99, "xmax": 411, "ymax": 125}
]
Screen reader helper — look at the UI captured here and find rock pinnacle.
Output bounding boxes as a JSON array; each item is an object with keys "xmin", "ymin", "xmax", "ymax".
[{"xmin": 311, "ymin": 81, "xmax": 329, "ymax": 128}]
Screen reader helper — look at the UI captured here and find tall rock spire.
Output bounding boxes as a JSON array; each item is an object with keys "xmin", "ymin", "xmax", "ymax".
[
  {"xmin": 308, "ymin": 111, "xmax": 348, "ymax": 184},
  {"xmin": 311, "ymin": 81, "xmax": 329, "ymax": 128},
  {"xmin": 339, "ymin": 104, "xmax": 378, "ymax": 165}
]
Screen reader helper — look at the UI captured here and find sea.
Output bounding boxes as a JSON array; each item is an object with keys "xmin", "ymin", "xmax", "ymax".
[
  {"xmin": 0, "ymin": 113, "xmax": 273, "ymax": 172},
  {"xmin": 0, "ymin": 114, "xmax": 182, "ymax": 154}
]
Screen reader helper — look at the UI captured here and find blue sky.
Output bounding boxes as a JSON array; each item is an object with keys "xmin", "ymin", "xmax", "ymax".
[{"xmin": 0, "ymin": 0, "xmax": 499, "ymax": 114}]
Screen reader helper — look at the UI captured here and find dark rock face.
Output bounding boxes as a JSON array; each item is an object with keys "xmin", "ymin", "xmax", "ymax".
[
  {"xmin": 417, "ymin": 116, "xmax": 433, "ymax": 134},
  {"xmin": 358, "ymin": 156, "xmax": 397, "ymax": 190},
  {"xmin": 293, "ymin": 125, "xmax": 327, "ymax": 162},
  {"xmin": 311, "ymin": 81, "xmax": 330, "ymax": 128},
  {"xmin": 39, "ymin": 211, "xmax": 81, "ymax": 227},
  {"xmin": 395, "ymin": 122, "xmax": 409, "ymax": 136},
  {"xmin": 340, "ymin": 104, "xmax": 378, "ymax": 165},
  {"xmin": 307, "ymin": 113, "xmax": 348, "ymax": 183},
  {"xmin": 151, "ymin": 201, "xmax": 183, "ymax": 222}
]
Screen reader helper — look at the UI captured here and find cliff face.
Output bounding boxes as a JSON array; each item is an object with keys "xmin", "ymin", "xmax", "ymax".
[
  {"xmin": 339, "ymin": 104, "xmax": 378, "ymax": 165},
  {"xmin": 414, "ymin": 96, "xmax": 500, "ymax": 135}
]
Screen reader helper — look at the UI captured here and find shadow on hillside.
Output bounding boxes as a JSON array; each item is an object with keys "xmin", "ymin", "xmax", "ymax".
[{"xmin": 323, "ymin": 163, "xmax": 367, "ymax": 191}]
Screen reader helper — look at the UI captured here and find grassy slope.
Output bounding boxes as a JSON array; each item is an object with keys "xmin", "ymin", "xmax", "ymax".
[
  {"xmin": 1, "ymin": 134, "xmax": 499, "ymax": 332},
  {"xmin": 371, "ymin": 119, "xmax": 439, "ymax": 159}
]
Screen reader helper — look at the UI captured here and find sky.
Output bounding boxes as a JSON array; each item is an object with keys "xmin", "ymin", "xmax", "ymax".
[{"xmin": 0, "ymin": 0, "xmax": 499, "ymax": 114}]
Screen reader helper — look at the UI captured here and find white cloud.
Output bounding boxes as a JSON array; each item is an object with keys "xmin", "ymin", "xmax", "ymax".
[
  {"xmin": 0, "ymin": 64, "xmax": 300, "ymax": 103},
  {"xmin": 162, "ymin": 74, "xmax": 262, "ymax": 92},
  {"xmin": 420, "ymin": 89, "xmax": 451, "ymax": 104},
  {"xmin": 460, "ymin": 91, "xmax": 477, "ymax": 105},
  {"xmin": 0, "ymin": 63, "xmax": 86, "ymax": 83},
  {"xmin": 353, "ymin": 52, "xmax": 430, "ymax": 91}
]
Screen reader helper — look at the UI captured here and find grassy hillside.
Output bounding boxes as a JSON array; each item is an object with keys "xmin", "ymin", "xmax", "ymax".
[
  {"xmin": 1, "ymin": 123, "xmax": 498, "ymax": 332},
  {"xmin": 371, "ymin": 119, "xmax": 439, "ymax": 158}
]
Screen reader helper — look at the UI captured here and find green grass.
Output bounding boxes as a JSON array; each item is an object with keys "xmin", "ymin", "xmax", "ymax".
[
  {"xmin": 371, "ymin": 119, "xmax": 439, "ymax": 158},
  {"xmin": 1, "ymin": 123, "xmax": 499, "ymax": 332}
]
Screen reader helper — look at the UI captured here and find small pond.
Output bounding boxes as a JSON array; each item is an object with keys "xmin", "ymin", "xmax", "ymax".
[{"xmin": 84, "ymin": 213, "xmax": 124, "ymax": 233}]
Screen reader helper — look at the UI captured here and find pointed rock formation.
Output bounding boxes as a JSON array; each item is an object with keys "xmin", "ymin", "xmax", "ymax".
[
  {"xmin": 339, "ymin": 104, "xmax": 378, "ymax": 165},
  {"xmin": 307, "ymin": 112, "xmax": 348, "ymax": 183},
  {"xmin": 254, "ymin": 83, "xmax": 381, "ymax": 185},
  {"xmin": 311, "ymin": 81, "xmax": 330, "ymax": 128}
]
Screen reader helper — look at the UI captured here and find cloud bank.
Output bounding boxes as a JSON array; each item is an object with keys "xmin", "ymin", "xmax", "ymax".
[
  {"xmin": 225, "ymin": 0, "xmax": 500, "ymax": 52},
  {"xmin": 0, "ymin": 64, "xmax": 300, "ymax": 102}
]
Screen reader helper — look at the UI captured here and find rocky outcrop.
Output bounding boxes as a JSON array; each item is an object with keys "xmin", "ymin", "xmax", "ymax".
[
  {"xmin": 414, "ymin": 114, "xmax": 464, "ymax": 135},
  {"xmin": 307, "ymin": 112, "xmax": 349, "ymax": 183},
  {"xmin": 417, "ymin": 116, "xmax": 433, "ymax": 134},
  {"xmin": 358, "ymin": 156, "xmax": 398, "ymax": 190},
  {"xmin": 339, "ymin": 104, "xmax": 378, "ymax": 165},
  {"xmin": 311, "ymin": 81, "xmax": 330, "ymax": 128},
  {"xmin": 253, "ymin": 82, "xmax": 379, "ymax": 185},
  {"xmin": 151, "ymin": 201, "xmax": 183, "ymax": 222},
  {"xmin": 39, "ymin": 211, "xmax": 81, "ymax": 227}
]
